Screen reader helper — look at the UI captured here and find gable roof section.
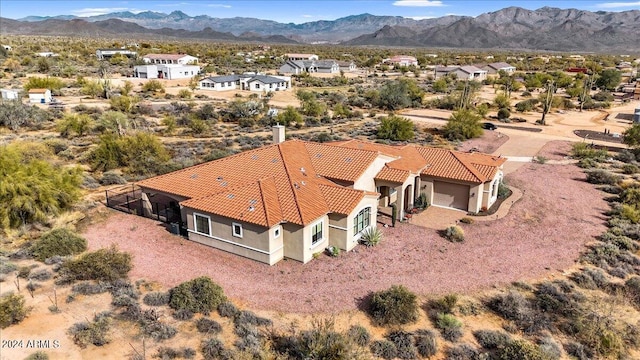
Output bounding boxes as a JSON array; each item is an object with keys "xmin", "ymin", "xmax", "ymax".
[
  {"xmin": 247, "ymin": 75, "xmax": 287, "ymax": 84},
  {"xmin": 28, "ymin": 88, "xmax": 48, "ymax": 94},
  {"xmin": 304, "ymin": 142, "xmax": 379, "ymax": 183},
  {"xmin": 203, "ymin": 75, "xmax": 241, "ymax": 83},
  {"xmin": 417, "ymin": 147, "xmax": 505, "ymax": 183},
  {"xmin": 459, "ymin": 65, "xmax": 486, "ymax": 74},
  {"xmin": 488, "ymin": 62, "xmax": 515, "ymax": 70}
]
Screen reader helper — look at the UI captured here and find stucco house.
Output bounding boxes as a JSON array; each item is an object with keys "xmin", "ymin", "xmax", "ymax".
[
  {"xmin": 284, "ymin": 53, "xmax": 318, "ymax": 61},
  {"xmin": 199, "ymin": 74, "xmax": 291, "ymax": 92},
  {"xmin": 96, "ymin": 48, "xmax": 138, "ymax": 60},
  {"xmin": 455, "ymin": 66, "xmax": 487, "ymax": 81},
  {"xmin": 338, "ymin": 61, "xmax": 357, "ymax": 72},
  {"xmin": 315, "ymin": 60, "xmax": 340, "ymax": 74},
  {"xmin": 279, "ymin": 60, "xmax": 318, "ymax": 74},
  {"xmin": 1, "ymin": 89, "xmax": 20, "ymax": 100},
  {"xmin": 136, "ymin": 127, "xmax": 505, "ymax": 265},
  {"xmin": 483, "ymin": 62, "xmax": 516, "ymax": 75},
  {"xmin": 143, "ymin": 54, "xmax": 199, "ymax": 65},
  {"xmin": 28, "ymin": 88, "xmax": 52, "ymax": 103},
  {"xmin": 384, "ymin": 55, "xmax": 419, "ymax": 67},
  {"xmin": 134, "ymin": 64, "xmax": 200, "ymax": 80}
]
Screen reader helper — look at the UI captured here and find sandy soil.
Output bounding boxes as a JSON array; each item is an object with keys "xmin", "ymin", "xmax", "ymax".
[{"xmin": 80, "ymin": 140, "xmax": 607, "ymax": 314}]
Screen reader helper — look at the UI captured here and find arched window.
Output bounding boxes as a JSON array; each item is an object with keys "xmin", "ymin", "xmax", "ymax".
[{"xmin": 353, "ymin": 207, "xmax": 371, "ymax": 235}]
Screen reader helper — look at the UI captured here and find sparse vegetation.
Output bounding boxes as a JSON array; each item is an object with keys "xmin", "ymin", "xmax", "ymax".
[
  {"xmin": 368, "ymin": 285, "xmax": 419, "ymax": 326},
  {"xmin": 169, "ymin": 276, "xmax": 226, "ymax": 314},
  {"xmin": 0, "ymin": 293, "xmax": 30, "ymax": 328},
  {"xmin": 30, "ymin": 228, "xmax": 87, "ymax": 261},
  {"xmin": 58, "ymin": 245, "xmax": 132, "ymax": 283}
]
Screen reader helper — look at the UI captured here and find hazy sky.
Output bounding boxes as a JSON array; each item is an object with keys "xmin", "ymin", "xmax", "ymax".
[{"xmin": 1, "ymin": 0, "xmax": 639, "ymax": 23}]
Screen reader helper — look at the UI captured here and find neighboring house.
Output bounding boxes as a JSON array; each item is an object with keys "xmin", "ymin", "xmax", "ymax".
[
  {"xmin": 315, "ymin": 60, "xmax": 340, "ymax": 74},
  {"xmin": 142, "ymin": 54, "xmax": 199, "ymax": 65},
  {"xmin": 454, "ymin": 66, "xmax": 487, "ymax": 81},
  {"xmin": 134, "ymin": 64, "xmax": 200, "ymax": 80},
  {"xmin": 2, "ymin": 45, "xmax": 12, "ymax": 51},
  {"xmin": 338, "ymin": 61, "xmax": 357, "ymax": 72},
  {"xmin": 483, "ymin": 62, "xmax": 516, "ymax": 75},
  {"xmin": 199, "ymin": 74, "xmax": 291, "ymax": 92},
  {"xmin": 136, "ymin": 128, "xmax": 505, "ymax": 265},
  {"xmin": 96, "ymin": 48, "xmax": 138, "ymax": 60},
  {"xmin": 28, "ymin": 89, "xmax": 52, "ymax": 103},
  {"xmin": 284, "ymin": 53, "xmax": 318, "ymax": 61},
  {"xmin": 0, "ymin": 89, "xmax": 20, "ymax": 100},
  {"xmin": 279, "ymin": 60, "xmax": 317, "ymax": 74},
  {"xmin": 434, "ymin": 66, "xmax": 460, "ymax": 79},
  {"xmin": 384, "ymin": 55, "xmax": 419, "ymax": 67}
]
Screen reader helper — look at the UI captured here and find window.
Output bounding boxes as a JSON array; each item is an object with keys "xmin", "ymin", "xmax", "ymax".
[
  {"xmin": 311, "ymin": 222, "xmax": 323, "ymax": 245},
  {"xmin": 353, "ymin": 207, "xmax": 371, "ymax": 234},
  {"xmin": 232, "ymin": 222, "xmax": 243, "ymax": 238},
  {"xmin": 194, "ymin": 213, "xmax": 211, "ymax": 236},
  {"xmin": 274, "ymin": 226, "xmax": 281, "ymax": 238},
  {"xmin": 255, "ymin": 83, "xmax": 260, "ymax": 89}
]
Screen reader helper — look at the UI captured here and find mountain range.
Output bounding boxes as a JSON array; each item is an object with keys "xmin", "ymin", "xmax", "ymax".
[{"xmin": 3, "ymin": 7, "xmax": 640, "ymax": 52}]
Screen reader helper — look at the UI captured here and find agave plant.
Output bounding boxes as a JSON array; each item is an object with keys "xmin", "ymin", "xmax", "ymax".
[{"xmin": 360, "ymin": 227, "xmax": 382, "ymax": 247}]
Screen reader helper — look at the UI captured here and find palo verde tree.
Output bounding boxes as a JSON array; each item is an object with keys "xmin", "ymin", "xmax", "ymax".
[
  {"xmin": 376, "ymin": 78, "xmax": 424, "ymax": 111},
  {"xmin": 443, "ymin": 109, "xmax": 483, "ymax": 141},
  {"xmin": 623, "ymin": 123, "xmax": 640, "ymax": 148},
  {"xmin": 377, "ymin": 115, "xmax": 415, "ymax": 141}
]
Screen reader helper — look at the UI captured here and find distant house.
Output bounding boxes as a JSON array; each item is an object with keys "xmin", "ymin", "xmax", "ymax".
[
  {"xmin": 434, "ymin": 66, "xmax": 486, "ymax": 81},
  {"xmin": 2, "ymin": 45, "xmax": 12, "ymax": 51},
  {"xmin": 35, "ymin": 52, "xmax": 58, "ymax": 57},
  {"xmin": 279, "ymin": 60, "xmax": 317, "ymax": 74},
  {"xmin": 337, "ymin": 61, "xmax": 357, "ymax": 72},
  {"xmin": 384, "ymin": 55, "xmax": 418, "ymax": 67},
  {"xmin": 28, "ymin": 89, "xmax": 51, "ymax": 103},
  {"xmin": 96, "ymin": 48, "xmax": 138, "ymax": 60},
  {"xmin": 0, "ymin": 89, "xmax": 20, "ymax": 100},
  {"xmin": 284, "ymin": 53, "xmax": 318, "ymax": 61},
  {"xmin": 434, "ymin": 66, "xmax": 460, "ymax": 79},
  {"xmin": 199, "ymin": 74, "xmax": 291, "ymax": 92},
  {"xmin": 142, "ymin": 54, "xmax": 199, "ymax": 65},
  {"xmin": 315, "ymin": 60, "xmax": 340, "ymax": 74},
  {"xmin": 483, "ymin": 62, "xmax": 516, "ymax": 75},
  {"xmin": 134, "ymin": 64, "xmax": 200, "ymax": 80}
]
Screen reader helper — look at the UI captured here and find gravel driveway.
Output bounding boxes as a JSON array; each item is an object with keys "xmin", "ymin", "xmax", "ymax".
[{"xmin": 83, "ymin": 142, "xmax": 607, "ymax": 313}]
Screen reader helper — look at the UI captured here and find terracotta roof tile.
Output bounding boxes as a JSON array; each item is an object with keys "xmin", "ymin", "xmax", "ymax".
[
  {"xmin": 319, "ymin": 184, "xmax": 365, "ymax": 215},
  {"xmin": 375, "ymin": 167, "xmax": 410, "ymax": 183},
  {"xmin": 305, "ymin": 142, "xmax": 378, "ymax": 182}
]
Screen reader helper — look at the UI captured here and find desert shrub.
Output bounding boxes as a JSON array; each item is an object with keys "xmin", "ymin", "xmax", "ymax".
[
  {"xmin": 443, "ymin": 225, "xmax": 465, "ymax": 242},
  {"xmin": 585, "ymin": 169, "xmax": 619, "ymax": 185},
  {"xmin": 564, "ymin": 341, "xmax": 591, "ymax": 360},
  {"xmin": 577, "ymin": 158, "xmax": 599, "ymax": 169},
  {"xmin": 69, "ymin": 312, "xmax": 112, "ymax": 348},
  {"xmin": 173, "ymin": 309, "xmax": 194, "ymax": 321},
  {"xmin": 112, "ymin": 294, "xmax": 138, "ymax": 308},
  {"xmin": 495, "ymin": 339, "xmax": 546, "ymax": 360},
  {"xmin": 515, "ymin": 98, "xmax": 539, "ymax": 112},
  {"xmin": 0, "ymin": 257, "xmax": 17, "ymax": 274},
  {"xmin": 72, "ymin": 281, "xmax": 108, "ymax": 295},
  {"xmin": 201, "ymin": 338, "xmax": 232, "ymax": 360},
  {"xmin": 217, "ymin": 301, "xmax": 238, "ymax": 318},
  {"xmin": 414, "ymin": 329, "xmax": 438, "ymax": 357},
  {"xmin": 169, "ymin": 276, "xmax": 226, "ymax": 314},
  {"xmin": 459, "ymin": 217, "xmax": 474, "ymax": 224},
  {"xmin": 31, "ymin": 228, "xmax": 87, "ymax": 262},
  {"xmin": 370, "ymin": 340, "xmax": 397, "ymax": 360},
  {"xmin": 487, "ymin": 290, "xmax": 546, "ymax": 333},
  {"xmin": 497, "ymin": 108, "xmax": 511, "ymax": 120},
  {"xmin": 28, "ymin": 269, "xmax": 52, "ymax": 281},
  {"xmin": 143, "ymin": 291, "xmax": 170, "ymax": 306},
  {"xmin": 142, "ymin": 319, "xmax": 178, "ymax": 341},
  {"xmin": 234, "ymin": 310, "xmax": 272, "ymax": 327},
  {"xmin": 24, "ymin": 351, "xmax": 49, "ymax": 360},
  {"xmin": 534, "ymin": 281, "xmax": 584, "ymax": 317},
  {"xmin": 143, "ymin": 80, "xmax": 165, "ymax": 93},
  {"xmin": 59, "ymin": 245, "xmax": 132, "ymax": 283},
  {"xmin": 154, "ymin": 346, "xmax": 196, "ymax": 359},
  {"xmin": 17, "ymin": 265, "xmax": 33, "ymax": 279},
  {"xmin": 435, "ymin": 313, "xmax": 463, "ymax": 341},
  {"xmin": 625, "ymin": 276, "xmax": 640, "ymax": 307},
  {"xmin": 196, "ymin": 317, "xmax": 222, "ymax": 334},
  {"xmin": 100, "ymin": 171, "xmax": 127, "ymax": 185},
  {"xmin": 538, "ymin": 336, "xmax": 562, "ymax": 360},
  {"xmin": 377, "ymin": 115, "xmax": 415, "ymax": 141},
  {"xmin": 445, "ymin": 344, "xmax": 479, "ymax": 360},
  {"xmin": 368, "ymin": 285, "xmax": 419, "ymax": 326},
  {"xmin": 570, "ymin": 268, "xmax": 609, "ymax": 290},
  {"xmin": 386, "ymin": 330, "xmax": 418, "ymax": 359},
  {"xmin": 622, "ymin": 164, "xmax": 640, "ymax": 175},
  {"xmin": 572, "ymin": 142, "xmax": 608, "ymax": 160},
  {"xmin": 347, "ymin": 324, "xmax": 370, "ymax": 347},
  {"xmin": 443, "ymin": 109, "xmax": 483, "ymax": 141},
  {"xmin": 0, "ymin": 293, "xmax": 30, "ymax": 328},
  {"xmin": 430, "ymin": 294, "xmax": 459, "ymax": 314},
  {"xmin": 326, "ymin": 246, "xmax": 340, "ymax": 257},
  {"xmin": 473, "ymin": 329, "xmax": 511, "ymax": 349},
  {"xmin": 359, "ymin": 227, "xmax": 382, "ymax": 247}
]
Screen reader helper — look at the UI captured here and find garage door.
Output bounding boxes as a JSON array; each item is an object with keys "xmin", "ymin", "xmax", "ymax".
[{"xmin": 433, "ymin": 181, "xmax": 469, "ymax": 210}]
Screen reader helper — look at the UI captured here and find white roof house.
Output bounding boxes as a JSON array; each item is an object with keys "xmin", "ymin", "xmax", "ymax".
[
  {"xmin": 435, "ymin": 65, "xmax": 487, "ymax": 81},
  {"xmin": 384, "ymin": 55, "xmax": 419, "ymax": 67},
  {"xmin": 1, "ymin": 89, "xmax": 20, "ymax": 100},
  {"xmin": 284, "ymin": 53, "xmax": 318, "ymax": 61},
  {"xmin": 483, "ymin": 62, "xmax": 517, "ymax": 74},
  {"xmin": 134, "ymin": 64, "xmax": 200, "ymax": 80},
  {"xmin": 96, "ymin": 48, "xmax": 138, "ymax": 60},
  {"xmin": 142, "ymin": 54, "xmax": 198, "ymax": 65},
  {"xmin": 199, "ymin": 74, "xmax": 291, "ymax": 92},
  {"xmin": 28, "ymin": 89, "xmax": 52, "ymax": 103}
]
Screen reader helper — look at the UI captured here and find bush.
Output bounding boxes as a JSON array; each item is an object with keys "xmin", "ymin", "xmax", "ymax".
[
  {"xmin": 141, "ymin": 319, "xmax": 178, "ymax": 341},
  {"xmin": 69, "ymin": 312, "xmax": 111, "ymax": 348},
  {"xmin": 496, "ymin": 339, "xmax": 546, "ymax": 360},
  {"xmin": 430, "ymin": 294, "xmax": 459, "ymax": 314},
  {"xmin": 435, "ymin": 313, "xmax": 463, "ymax": 341},
  {"xmin": 473, "ymin": 329, "xmax": 511, "ymax": 349},
  {"xmin": 196, "ymin": 317, "xmax": 222, "ymax": 334},
  {"xmin": 414, "ymin": 329, "xmax": 438, "ymax": 357},
  {"xmin": 443, "ymin": 225, "xmax": 465, "ymax": 242},
  {"xmin": 443, "ymin": 109, "xmax": 484, "ymax": 141},
  {"xmin": 344, "ymin": 324, "xmax": 369, "ymax": 347},
  {"xmin": 585, "ymin": 169, "xmax": 620, "ymax": 185},
  {"xmin": 0, "ymin": 258, "xmax": 17, "ymax": 274},
  {"xmin": 377, "ymin": 115, "xmax": 415, "ymax": 141},
  {"xmin": 169, "ymin": 276, "xmax": 226, "ymax": 314},
  {"xmin": 572, "ymin": 142, "xmax": 608, "ymax": 160},
  {"xmin": 24, "ymin": 351, "xmax": 49, "ymax": 360},
  {"xmin": 386, "ymin": 330, "xmax": 418, "ymax": 359},
  {"xmin": 217, "ymin": 301, "xmax": 238, "ymax": 318},
  {"xmin": 173, "ymin": 309, "xmax": 194, "ymax": 321},
  {"xmin": 459, "ymin": 217, "xmax": 474, "ymax": 224},
  {"xmin": 100, "ymin": 171, "xmax": 127, "ymax": 185},
  {"xmin": 143, "ymin": 80, "xmax": 165, "ymax": 93},
  {"xmin": 622, "ymin": 164, "xmax": 640, "ymax": 175},
  {"xmin": 31, "ymin": 228, "xmax": 87, "ymax": 262},
  {"xmin": 497, "ymin": 108, "xmax": 511, "ymax": 120},
  {"xmin": 143, "ymin": 291, "xmax": 170, "ymax": 306},
  {"xmin": 359, "ymin": 227, "xmax": 382, "ymax": 247},
  {"xmin": 234, "ymin": 310, "xmax": 272, "ymax": 327},
  {"xmin": 538, "ymin": 336, "xmax": 562, "ymax": 360},
  {"xmin": 370, "ymin": 340, "xmax": 397, "ymax": 360},
  {"xmin": 564, "ymin": 341, "xmax": 591, "ymax": 360},
  {"xmin": 28, "ymin": 269, "xmax": 52, "ymax": 281},
  {"xmin": 445, "ymin": 344, "xmax": 479, "ymax": 360},
  {"xmin": 201, "ymin": 338, "xmax": 232, "ymax": 360},
  {"xmin": 570, "ymin": 268, "xmax": 609, "ymax": 290},
  {"xmin": 0, "ymin": 293, "xmax": 30, "ymax": 328},
  {"xmin": 487, "ymin": 290, "xmax": 546, "ymax": 333},
  {"xmin": 154, "ymin": 347, "xmax": 196, "ymax": 359},
  {"xmin": 368, "ymin": 285, "xmax": 419, "ymax": 326},
  {"xmin": 58, "ymin": 245, "xmax": 132, "ymax": 283}
]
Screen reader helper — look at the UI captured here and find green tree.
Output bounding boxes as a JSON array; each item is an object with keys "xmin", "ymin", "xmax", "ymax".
[
  {"xmin": 443, "ymin": 109, "xmax": 483, "ymax": 141},
  {"xmin": 81, "ymin": 80, "xmax": 104, "ymax": 99},
  {"xmin": 142, "ymin": 79, "xmax": 165, "ymax": 93},
  {"xmin": 432, "ymin": 78, "xmax": 448, "ymax": 93},
  {"xmin": 57, "ymin": 113, "xmax": 94, "ymax": 138},
  {"xmin": 0, "ymin": 293, "xmax": 30, "ymax": 328},
  {"xmin": 98, "ymin": 111, "xmax": 131, "ymax": 136},
  {"xmin": 23, "ymin": 77, "xmax": 65, "ymax": 92},
  {"xmin": 377, "ymin": 115, "xmax": 415, "ymax": 141},
  {"xmin": 493, "ymin": 93, "xmax": 511, "ymax": 109},
  {"xmin": 377, "ymin": 78, "xmax": 424, "ymax": 111},
  {"xmin": 0, "ymin": 142, "xmax": 82, "ymax": 229},
  {"xmin": 277, "ymin": 106, "xmax": 303, "ymax": 126},
  {"xmin": 596, "ymin": 69, "xmax": 622, "ymax": 91},
  {"xmin": 623, "ymin": 123, "xmax": 640, "ymax": 148}
]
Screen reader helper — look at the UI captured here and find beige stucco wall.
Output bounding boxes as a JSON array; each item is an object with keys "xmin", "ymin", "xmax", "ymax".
[
  {"xmin": 283, "ymin": 214, "xmax": 329, "ymax": 264},
  {"xmin": 184, "ymin": 208, "xmax": 283, "ymax": 265},
  {"xmin": 353, "ymin": 155, "xmax": 395, "ymax": 192},
  {"xmin": 328, "ymin": 195, "xmax": 378, "ymax": 252},
  {"xmin": 468, "ymin": 183, "xmax": 484, "ymax": 213}
]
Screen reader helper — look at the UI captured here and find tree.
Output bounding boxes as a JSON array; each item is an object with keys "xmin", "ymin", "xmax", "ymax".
[
  {"xmin": 57, "ymin": 113, "xmax": 94, "ymax": 138},
  {"xmin": 377, "ymin": 115, "xmax": 415, "ymax": 141},
  {"xmin": 432, "ymin": 78, "xmax": 448, "ymax": 93},
  {"xmin": 277, "ymin": 106, "xmax": 303, "ymax": 126},
  {"xmin": 443, "ymin": 109, "xmax": 483, "ymax": 141},
  {"xmin": 623, "ymin": 123, "xmax": 640, "ymax": 148},
  {"xmin": 98, "ymin": 111, "xmax": 131, "ymax": 136},
  {"xmin": 142, "ymin": 79, "xmax": 165, "ymax": 93},
  {"xmin": 493, "ymin": 93, "xmax": 511, "ymax": 109},
  {"xmin": 377, "ymin": 78, "xmax": 424, "ymax": 111},
  {"xmin": 120, "ymin": 80, "xmax": 134, "ymax": 96},
  {"xmin": 81, "ymin": 80, "xmax": 104, "ymax": 99},
  {"xmin": 596, "ymin": 69, "xmax": 622, "ymax": 91}
]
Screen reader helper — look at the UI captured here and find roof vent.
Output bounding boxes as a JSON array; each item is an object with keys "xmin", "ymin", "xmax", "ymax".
[
  {"xmin": 293, "ymin": 183, "xmax": 300, "ymax": 189},
  {"xmin": 252, "ymin": 155, "xmax": 259, "ymax": 160},
  {"xmin": 271, "ymin": 158, "xmax": 279, "ymax": 163},
  {"xmin": 216, "ymin": 176, "xmax": 223, "ymax": 181},
  {"xmin": 301, "ymin": 181, "xmax": 306, "ymax": 186},
  {"xmin": 249, "ymin": 199, "xmax": 258, "ymax": 205},
  {"xmin": 315, "ymin": 153, "xmax": 323, "ymax": 158},
  {"xmin": 345, "ymin": 157, "xmax": 352, "ymax": 163},
  {"xmin": 227, "ymin": 194, "xmax": 235, "ymax": 199},
  {"xmin": 248, "ymin": 206, "xmax": 255, "ymax": 212},
  {"xmin": 190, "ymin": 173, "xmax": 198, "ymax": 179},
  {"xmin": 300, "ymin": 167, "xmax": 305, "ymax": 172},
  {"xmin": 221, "ymin": 181, "xmax": 228, "ymax": 187}
]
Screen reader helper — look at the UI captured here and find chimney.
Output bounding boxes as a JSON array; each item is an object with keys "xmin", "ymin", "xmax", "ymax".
[{"xmin": 272, "ymin": 123, "xmax": 285, "ymax": 144}]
